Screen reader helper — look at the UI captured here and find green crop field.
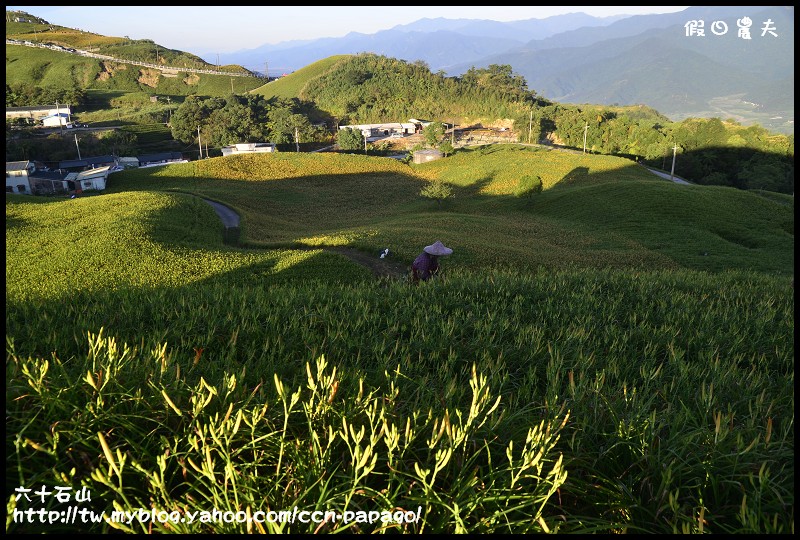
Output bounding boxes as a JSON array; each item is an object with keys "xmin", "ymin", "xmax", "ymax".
[{"xmin": 6, "ymin": 146, "xmax": 794, "ymax": 533}]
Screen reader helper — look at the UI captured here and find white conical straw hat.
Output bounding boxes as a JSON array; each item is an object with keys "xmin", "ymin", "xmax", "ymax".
[{"xmin": 423, "ymin": 240, "xmax": 453, "ymax": 256}]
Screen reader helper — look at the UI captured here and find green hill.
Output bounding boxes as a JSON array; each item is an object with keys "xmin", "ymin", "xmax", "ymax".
[
  {"xmin": 253, "ymin": 55, "xmax": 351, "ymax": 100},
  {"xmin": 5, "ymin": 44, "xmax": 264, "ymax": 98},
  {"xmin": 99, "ymin": 147, "xmax": 792, "ymax": 276}
]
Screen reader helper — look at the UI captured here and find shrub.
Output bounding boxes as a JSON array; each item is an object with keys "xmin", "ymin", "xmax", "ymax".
[
  {"xmin": 420, "ymin": 179, "xmax": 453, "ymax": 207},
  {"xmin": 514, "ymin": 174, "xmax": 543, "ymax": 199}
]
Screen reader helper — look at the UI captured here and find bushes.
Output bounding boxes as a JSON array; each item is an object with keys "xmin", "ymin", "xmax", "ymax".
[{"xmin": 514, "ymin": 174, "xmax": 543, "ymax": 200}]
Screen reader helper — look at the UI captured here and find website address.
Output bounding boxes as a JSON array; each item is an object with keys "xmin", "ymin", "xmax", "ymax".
[{"xmin": 14, "ymin": 506, "xmax": 423, "ymax": 526}]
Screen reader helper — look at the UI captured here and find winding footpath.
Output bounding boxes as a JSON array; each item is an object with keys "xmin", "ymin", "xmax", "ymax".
[{"xmin": 200, "ymin": 197, "xmax": 409, "ymax": 279}]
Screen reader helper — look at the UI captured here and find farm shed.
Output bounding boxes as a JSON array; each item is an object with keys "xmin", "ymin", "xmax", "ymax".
[
  {"xmin": 6, "ymin": 104, "xmax": 72, "ymax": 122},
  {"xmin": 28, "ymin": 171, "xmax": 70, "ymax": 195},
  {"xmin": 137, "ymin": 152, "xmax": 187, "ymax": 167},
  {"xmin": 220, "ymin": 142, "xmax": 277, "ymax": 156},
  {"xmin": 339, "ymin": 122, "xmax": 416, "ymax": 141},
  {"xmin": 413, "ymin": 149, "xmax": 444, "ymax": 164},
  {"xmin": 41, "ymin": 113, "xmax": 72, "ymax": 127},
  {"xmin": 66, "ymin": 166, "xmax": 111, "ymax": 192}
]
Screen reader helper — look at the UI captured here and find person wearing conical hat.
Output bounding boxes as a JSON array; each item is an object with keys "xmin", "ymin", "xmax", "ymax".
[{"xmin": 411, "ymin": 240, "xmax": 453, "ymax": 283}]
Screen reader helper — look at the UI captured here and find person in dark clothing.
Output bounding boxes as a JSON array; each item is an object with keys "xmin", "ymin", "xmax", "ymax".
[{"xmin": 411, "ymin": 240, "xmax": 453, "ymax": 283}]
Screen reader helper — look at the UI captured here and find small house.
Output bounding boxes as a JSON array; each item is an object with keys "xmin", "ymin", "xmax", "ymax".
[
  {"xmin": 66, "ymin": 166, "xmax": 112, "ymax": 192},
  {"xmin": 5, "ymin": 161, "xmax": 35, "ymax": 194},
  {"xmin": 41, "ymin": 113, "xmax": 72, "ymax": 128},
  {"xmin": 338, "ymin": 122, "xmax": 416, "ymax": 141},
  {"xmin": 117, "ymin": 157, "xmax": 140, "ymax": 169}
]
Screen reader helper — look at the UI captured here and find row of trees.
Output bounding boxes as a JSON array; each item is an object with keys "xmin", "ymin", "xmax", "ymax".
[
  {"xmin": 531, "ymin": 105, "xmax": 793, "ymax": 193},
  {"xmin": 6, "ymin": 129, "xmax": 137, "ymax": 162},
  {"xmin": 5, "ymin": 83, "xmax": 87, "ymax": 109}
]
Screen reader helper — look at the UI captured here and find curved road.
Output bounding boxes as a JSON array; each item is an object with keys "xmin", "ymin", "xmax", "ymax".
[{"xmin": 203, "ymin": 198, "xmax": 240, "ymax": 227}]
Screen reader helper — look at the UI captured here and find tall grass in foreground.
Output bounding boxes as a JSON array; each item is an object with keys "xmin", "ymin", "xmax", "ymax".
[{"xmin": 6, "ymin": 269, "xmax": 794, "ymax": 533}]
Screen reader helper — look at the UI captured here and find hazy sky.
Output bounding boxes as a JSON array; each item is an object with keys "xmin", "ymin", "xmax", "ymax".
[{"xmin": 8, "ymin": 6, "xmax": 690, "ymax": 55}]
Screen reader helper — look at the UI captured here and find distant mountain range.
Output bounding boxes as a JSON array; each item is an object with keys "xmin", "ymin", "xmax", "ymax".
[{"xmin": 209, "ymin": 6, "xmax": 794, "ymax": 134}]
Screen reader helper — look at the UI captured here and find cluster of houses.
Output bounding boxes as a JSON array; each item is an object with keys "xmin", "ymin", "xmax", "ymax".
[
  {"xmin": 6, "ymin": 152, "xmax": 187, "ymax": 196},
  {"xmin": 6, "ymin": 106, "xmax": 452, "ymax": 197}
]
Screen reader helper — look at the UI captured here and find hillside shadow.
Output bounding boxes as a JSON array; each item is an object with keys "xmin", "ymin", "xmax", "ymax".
[{"xmin": 101, "ymin": 147, "xmax": 793, "ymax": 278}]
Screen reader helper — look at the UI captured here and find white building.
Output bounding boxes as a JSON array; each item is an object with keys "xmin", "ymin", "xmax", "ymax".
[
  {"xmin": 41, "ymin": 112, "xmax": 72, "ymax": 128},
  {"xmin": 66, "ymin": 166, "xmax": 112, "ymax": 192},
  {"xmin": 5, "ymin": 161, "xmax": 34, "ymax": 194},
  {"xmin": 221, "ymin": 142, "xmax": 277, "ymax": 156},
  {"xmin": 338, "ymin": 122, "xmax": 417, "ymax": 141}
]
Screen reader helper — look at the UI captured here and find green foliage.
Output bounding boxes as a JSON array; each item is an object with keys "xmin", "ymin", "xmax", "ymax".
[
  {"xmin": 423, "ymin": 121, "xmax": 445, "ymax": 147},
  {"xmin": 438, "ymin": 140, "xmax": 454, "ymax": 157},
  {"xmin": 337, "ymin": 127, "xmax": 364, "ymax": 151},
  {"xmin": 299, "ymin": 54, "xmax": 536, "ymax": 126},
  {"xmin": 419, "ymin": 178, "xmax": 453, "ymax": 207},
  {"xmin": 514, "ymin": 174, "xmax": 543, "ymax": 199},
  {"xmin": 459, "ymin": 64, "xmax": 532, "ymax": 98},
  {"xmin": 5, "ymin": 82, "xmax": 86, "ymax": 108},
  {"xmin": 169, "ymin": 94, "xmax": 311, "ymax": 148}
]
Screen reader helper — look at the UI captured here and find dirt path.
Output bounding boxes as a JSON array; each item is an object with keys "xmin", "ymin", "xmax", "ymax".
[
  {"xmin": 327, "ymin": 246, "xmax": 409, "ymax": 280},
  {"xmin": 200, "ymin": 197, "xmax": 409, "ymax": 280}
]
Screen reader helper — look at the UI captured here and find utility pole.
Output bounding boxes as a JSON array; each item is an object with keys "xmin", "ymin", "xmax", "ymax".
[
  {"xmin": 56, "ymin": 100, "xmax": 63, "ymax": 136},
  {"xmin": 295, "ymin": 127, "xmax": 300, "ymax": 152},
  {"xmin": 670, "ymin": 143, "xmax": 678, "ymax": 182},
  {"xmin": 528, "ymin": 109, "xmax": 533, "ymax": 144},
  {"xmin": 74, "ymin": 134, "xmax": 81, "ymax": 159},
  {"xmin": 197, "ymin": 126, "xmax": 202, "ymax": 159},
  {"xmin": 583, "ymin": 122, "xmax": 588, "ymax": 153}
]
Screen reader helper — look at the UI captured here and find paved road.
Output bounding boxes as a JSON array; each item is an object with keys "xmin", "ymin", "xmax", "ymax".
[
  {"xmin": 202, "ymin": 198, "xmax": 239, "ymax": 227},
  {"xmin": 644, "ymin": 166, "xmax": 692, "ymax": 185}
]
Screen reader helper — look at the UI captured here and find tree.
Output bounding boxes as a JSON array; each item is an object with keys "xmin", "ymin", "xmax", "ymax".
[
  {"xmin": 169, "ymin": 96, "xmax": 207, "ymax": 145},
  {"xmin": 439, "ymin": 140, "xmax": 454, "ymax": 157},
  {"xmin": 423, "ymin": 122, "xmax": 445, "ymax": 147},
  {"xmin": 420, "ymin": 179, "xmax": 453, "ymax": 208},
  {"xmin": 337, "ymin": 127, "xmax": 363, "ymax": 151}
]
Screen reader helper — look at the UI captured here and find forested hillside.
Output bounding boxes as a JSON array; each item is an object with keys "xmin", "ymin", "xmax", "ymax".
[{"xmin": 259, "ymin": 53, "xmax": 794, "ymax": 194}]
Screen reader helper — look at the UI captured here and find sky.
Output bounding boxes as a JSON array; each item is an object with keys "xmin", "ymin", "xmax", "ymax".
[{"xmin": 8, "ymin": 6, "xmax": 690, "ymax": 56}]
